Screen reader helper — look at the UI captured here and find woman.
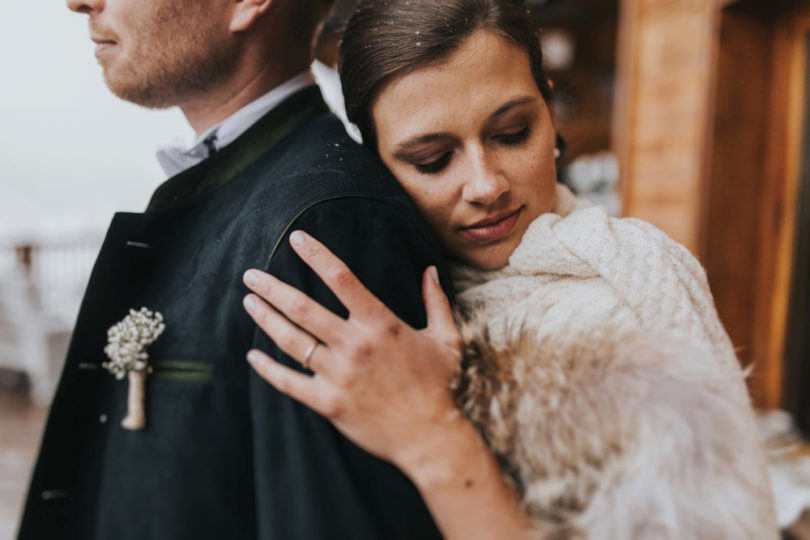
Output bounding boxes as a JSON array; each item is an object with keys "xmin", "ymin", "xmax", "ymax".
[{"xmin": 242, "ymin": 0, "xmax": 778, "ymax": 537}]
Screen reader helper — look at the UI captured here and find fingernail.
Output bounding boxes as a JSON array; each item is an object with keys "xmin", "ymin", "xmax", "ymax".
[
  {"xmin": 243, "ymin": 270, "xmax": 259, "ymax": 288},
  {"xmin": 244, "ymin": 296, "xmax": 257, "ymax": 312},
  {"xmin": 429, "ymin": 266, "xmax": 440, "ymax": 286},
  {"xmin": 246, "ymin": 350, "xmax": 259, "ymax": 364},
  {"xmin": 290, "ymin": 231, "xmax": 306, "ymax": 247}
]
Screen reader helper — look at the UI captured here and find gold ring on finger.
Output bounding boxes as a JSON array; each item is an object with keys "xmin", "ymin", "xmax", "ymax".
[{"xmin": 303, "ymin": 340, "xmax": 319, "ymax": 371}]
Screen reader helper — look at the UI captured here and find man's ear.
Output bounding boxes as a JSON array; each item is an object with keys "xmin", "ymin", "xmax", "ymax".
[{"xmin": 230, "ymin": 0, "xmax": 274, "ymax": 33}]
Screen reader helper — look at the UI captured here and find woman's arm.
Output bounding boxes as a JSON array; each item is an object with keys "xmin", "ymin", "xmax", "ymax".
[{"xmin": 243, "ymin": 230, "xmax": 537, "ymax": 540}]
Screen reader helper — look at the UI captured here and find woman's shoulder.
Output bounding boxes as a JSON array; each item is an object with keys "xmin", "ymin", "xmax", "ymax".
[
  {"xmin": 454, "ymin": 186, "xmax": 708, "ymax": 306},
  {"xmin": 515, "ymin": 186, "xmax": 704, "ymax": 282}
]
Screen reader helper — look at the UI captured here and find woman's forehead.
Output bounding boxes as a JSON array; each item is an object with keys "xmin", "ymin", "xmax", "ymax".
[{"xmin": 372, "ymin": 31, "xmax": 540, "ymax": 141}]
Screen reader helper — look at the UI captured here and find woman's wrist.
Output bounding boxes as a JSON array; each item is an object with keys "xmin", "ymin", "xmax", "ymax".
[
  {"xmin": 394, "ymin": 408, "xmax": 491, "ymax": 490},
  {"xmin": 393, "ymin": 406, "xmax": 537, "ymax": 539}
]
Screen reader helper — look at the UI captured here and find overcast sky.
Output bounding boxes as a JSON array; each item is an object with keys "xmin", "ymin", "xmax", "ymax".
[{"xmin": 0, "ymin": 2, "xmax": 192, "ymax": 243}]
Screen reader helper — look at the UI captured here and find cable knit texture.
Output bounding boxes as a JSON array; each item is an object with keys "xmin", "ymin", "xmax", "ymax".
[{"xmin": 451, "ymin": 185, "xmax": 778, "ymax": 539}]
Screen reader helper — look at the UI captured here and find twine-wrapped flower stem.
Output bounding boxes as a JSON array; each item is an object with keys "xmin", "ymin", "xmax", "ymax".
[{"xmin": 103, "ymin": 307, "xmax": 166, "ymax": 430}]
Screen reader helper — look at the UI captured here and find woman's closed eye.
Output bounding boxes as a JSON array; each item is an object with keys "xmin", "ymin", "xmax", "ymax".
[
  {"xmin": 413, "ymin": 151, "xmax": 453, "ymax": 174},
  {"xmin": 493, "ymin": 124, "xmax": 530, "ymax": 146}
]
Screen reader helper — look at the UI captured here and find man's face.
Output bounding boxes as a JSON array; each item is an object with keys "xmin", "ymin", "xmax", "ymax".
[{"xmin": 68, "ymin": 0, "xmax": 237, "ymax": 108}]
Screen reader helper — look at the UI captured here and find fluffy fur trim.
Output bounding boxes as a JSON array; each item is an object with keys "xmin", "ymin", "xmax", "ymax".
[{"xmin": 454, "ymin": 320, "xmax": 777, "ymax": 539}]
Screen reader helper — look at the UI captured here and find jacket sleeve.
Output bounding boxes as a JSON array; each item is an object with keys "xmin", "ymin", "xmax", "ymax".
[{"xmin": 246, "ymin": 196, "xmax": 449, "ymax": 539}]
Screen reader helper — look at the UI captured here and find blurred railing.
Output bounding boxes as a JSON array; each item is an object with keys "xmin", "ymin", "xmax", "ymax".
[
  {"xmin": 15, "ymin": 239, "xmax": 102, "ymax": 323},
  {"xmin": 0, "ymin": 234, "xmax": 102, "ymax": 404}
]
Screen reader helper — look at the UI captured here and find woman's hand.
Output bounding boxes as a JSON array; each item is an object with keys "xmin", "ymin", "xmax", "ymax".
[
  {"xmin": 243, "ymin": 231, "xmax": 537, "ymax": 539},
  {"xmin": 242, "ymin": 230, "xmax": 463, "ymax": 473}
]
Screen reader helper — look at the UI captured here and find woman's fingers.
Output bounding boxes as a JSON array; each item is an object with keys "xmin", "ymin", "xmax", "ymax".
[
  {"xmin": 422, "ymin": 266, "xmax": 463, "ymax": 355},
  {"xmin": 288, "ymin": 230, "xmax": 387, "ymax": 320},
  {"xmin": 247, "ymin": 349, "xmax": 333, "ymax": 415},
  {"xmin": 243, "ymin": 294, "xmax": 332, "ymax": 375},
  {"xmin": 243, "ymin": 268, "xmax": 345, "ymax": 345}
]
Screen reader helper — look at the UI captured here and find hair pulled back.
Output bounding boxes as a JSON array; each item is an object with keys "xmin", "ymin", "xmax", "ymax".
[{"xmin": 339, "ymin": 0, "xmax": 552, "ymax": 150}]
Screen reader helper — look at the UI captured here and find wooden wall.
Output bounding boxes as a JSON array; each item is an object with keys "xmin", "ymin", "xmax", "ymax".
[
  {"xmin": 614, "ymin": 0, "xmax": 807, "ymax": 408},
  {"xmin": 613, "ymin": 0, "xmax": 721, "ymax": 252}
]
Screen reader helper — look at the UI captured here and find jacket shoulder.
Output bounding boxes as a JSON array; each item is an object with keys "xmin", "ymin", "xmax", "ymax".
[{"xmin": 250, "ymin": 113, "xmax": 411, "ymax": 204}]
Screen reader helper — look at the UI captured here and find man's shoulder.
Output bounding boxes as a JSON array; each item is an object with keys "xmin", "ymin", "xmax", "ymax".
[
  {"xmin": 281, "ymin": 112, "xmax": 372, "ymax": 166},
  {"xmin": 247, "ymin": 113, "xmax": 408, "ymax": 204},
  {"xmin": 219, "ymin": 113, "xmax": 439, "ymax": 267}
]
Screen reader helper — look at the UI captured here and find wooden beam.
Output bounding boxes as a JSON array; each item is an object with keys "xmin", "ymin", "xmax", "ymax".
[
  {"xmin": 753, "ymin": 8, "xmax": 810, "ymax": 409},
  {"xmin": 614, "ymin": 0, "xmax": 720, "ymax": 254}
]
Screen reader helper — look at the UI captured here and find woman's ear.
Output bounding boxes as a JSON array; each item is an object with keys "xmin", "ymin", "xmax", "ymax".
[{"xmin": 230, "ymin": 0, "xmax": 274, "ymax": 33}]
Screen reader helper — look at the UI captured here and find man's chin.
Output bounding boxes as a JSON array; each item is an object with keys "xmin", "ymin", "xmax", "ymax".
[{"xmin": 103, "ymin": 73, "xmax": 176, "ymax": 110}]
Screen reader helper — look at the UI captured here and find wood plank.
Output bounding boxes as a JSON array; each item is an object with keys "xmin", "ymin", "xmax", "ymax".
[
  {"xmin": 755, "ymin": 9, "xmax": 809, "ymax": 409},
  {"xmin": 708, "ymin": 0, "xmax": 810, "ymax": 409},
  {"xmin": 704, "ymin": 6, "xmax": 773, "ymax": 403},
  {"xmin": 616, "ymin": 0, "xmax": 719, "ymax": 252},
  {"xmin": 775, "ymin": 12, "xmax": 810, "ymax": 416}
]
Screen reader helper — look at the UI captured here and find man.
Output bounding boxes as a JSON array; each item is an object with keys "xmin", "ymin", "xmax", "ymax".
[{"xmin": 19, "ymin": 0, "xmax": 448, "ymax": 538}]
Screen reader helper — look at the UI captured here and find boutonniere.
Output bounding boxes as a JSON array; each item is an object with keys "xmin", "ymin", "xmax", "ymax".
[{"xmin": 103, "ymin": 307, "xmax": 166, "ymax": 431}]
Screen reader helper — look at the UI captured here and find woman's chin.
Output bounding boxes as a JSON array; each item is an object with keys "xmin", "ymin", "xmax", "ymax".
[
  {"xmin": 473, "ymin": 257, "xmax": 510, "ymax": 271},
  {"xmin": 448, "ymin": 246, "xmax": 512, "ymax": 271}
]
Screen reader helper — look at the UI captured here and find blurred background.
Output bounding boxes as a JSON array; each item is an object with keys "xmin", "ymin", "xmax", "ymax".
[{"xmin": 2, "ymin": 0, "xmax": 810, "ymax": 537}]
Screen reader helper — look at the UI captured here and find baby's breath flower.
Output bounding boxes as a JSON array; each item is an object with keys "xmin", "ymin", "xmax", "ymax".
[{"xmin": 103, "ymin": 307, "xmax": 166, "ymax": 379}]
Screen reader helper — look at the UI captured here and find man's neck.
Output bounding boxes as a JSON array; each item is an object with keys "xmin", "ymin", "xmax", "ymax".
[{"xmin": 180, "ymin": 57, "xmax": 311, "ymax": 137}]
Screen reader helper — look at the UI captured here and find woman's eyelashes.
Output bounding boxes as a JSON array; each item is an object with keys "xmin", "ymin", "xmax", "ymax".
[
  {"xmin": 407, "ymin": 123, "xmax": 530, "ymax": 175},
  {"xmin": 493, "ymin": 124, "xmax": 530, "ymax": 145},
  {"xmin": 414, "ymin": 151, "xmax": 453, "ymax": 174}
]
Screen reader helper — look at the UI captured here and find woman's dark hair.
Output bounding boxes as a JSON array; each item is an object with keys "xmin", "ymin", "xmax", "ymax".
[{"xmin": 339, "ymin": 0, "xmax": 553, "ymax": 150}]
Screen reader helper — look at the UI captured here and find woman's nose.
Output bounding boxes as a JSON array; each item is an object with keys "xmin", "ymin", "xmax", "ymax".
[
  {"xmin": 462, "ymin": 151, "xmax": 509, "ymax": 205},
  {"xmin": 67, "ymin": 0, "xmax": 104, "ymax": 14}
]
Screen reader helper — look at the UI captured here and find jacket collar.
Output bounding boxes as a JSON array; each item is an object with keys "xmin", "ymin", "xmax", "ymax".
[{"xmin": 146, "ymin": 86, "xmax": 329, "ymax": 212}]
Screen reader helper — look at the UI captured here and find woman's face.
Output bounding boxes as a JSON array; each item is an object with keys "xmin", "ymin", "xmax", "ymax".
[{"xmin": 373, "ymin": 30, "xmax": 558, "ymax": 270}]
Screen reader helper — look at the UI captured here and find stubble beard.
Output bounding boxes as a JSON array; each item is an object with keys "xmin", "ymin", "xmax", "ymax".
[{"xmin": 101, "ymin": 2, "xmax": 236, "ymax": 109}]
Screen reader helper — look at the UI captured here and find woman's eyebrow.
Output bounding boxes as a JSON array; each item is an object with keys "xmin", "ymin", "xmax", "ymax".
[
  {"xmin": 392, "ymin": 96, "xmax": 536, "ymax": 157},
  {"xmin": 491, "ymin": 96, "xmax": 536, "ymax": 118},
  {"xmin": 394, "ymin": 133, "xmax": 450, "ymax": 156}
]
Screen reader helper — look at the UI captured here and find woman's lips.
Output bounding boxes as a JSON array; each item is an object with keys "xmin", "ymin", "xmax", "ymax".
[{"xmin": 460, "ymin": 207, "xmax": 523, "ymax": 243}]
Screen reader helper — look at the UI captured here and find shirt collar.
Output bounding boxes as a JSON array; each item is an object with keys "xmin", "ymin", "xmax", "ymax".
[{"xmin": 156, "ymin": 70, "xmax": 317, "ymax": 178}]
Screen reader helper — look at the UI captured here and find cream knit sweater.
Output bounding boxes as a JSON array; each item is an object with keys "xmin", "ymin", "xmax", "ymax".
[{"xmin": 451, "ymin": 185, "xmax": 778, "ymax": 539}]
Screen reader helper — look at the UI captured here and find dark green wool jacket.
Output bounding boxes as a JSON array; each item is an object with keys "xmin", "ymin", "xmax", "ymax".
[{"xmin": 19, "ymin": 87, "xmax": 448, "ymax": 539}]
